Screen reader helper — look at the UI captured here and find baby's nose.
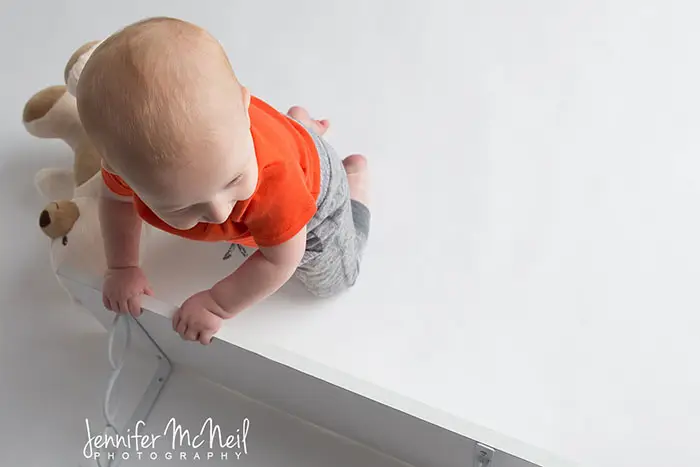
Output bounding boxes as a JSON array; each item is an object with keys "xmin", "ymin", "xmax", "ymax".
[{"xmin": 203, "ymin": 202, "xmax": 232, "ymax": 224}]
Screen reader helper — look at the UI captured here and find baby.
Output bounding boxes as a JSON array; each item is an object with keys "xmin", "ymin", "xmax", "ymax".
[{"xmin": 76, "ymin": 17, "xmax": 371, "ymax": 345}]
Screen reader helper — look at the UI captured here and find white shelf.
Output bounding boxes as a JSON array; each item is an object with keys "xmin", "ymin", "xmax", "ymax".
[{"xmin": 59, "ymin": 231, "xmax": 572, "ymax": 467}]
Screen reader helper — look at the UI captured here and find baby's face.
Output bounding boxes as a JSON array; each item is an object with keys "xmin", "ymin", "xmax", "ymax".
[
  {"xmin": 77, "ymin": 16, "xmax": 260, "ymax": 230},
  {"xmin": 127, "ymin": 125, "xmax": 259, "ymax": 230}
]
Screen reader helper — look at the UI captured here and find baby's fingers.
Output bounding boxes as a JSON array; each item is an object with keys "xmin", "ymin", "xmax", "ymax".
[
  {"xmin": 184, "ymin": 327, "xmax": 199, "ymax": 342},
  {"xmin": 103, "ymin": 296, "xmax": 121, "ymax": 314},
  {"xmin": 175, "ymin": 316, "xmax": 188, "ymax": 336},
  {"xmin": 199, "ymin": 330, "xmax": 215, "ymax": 346},
  {"xmin": 103, "ymin": 294, "xmax": 112, "ymax": 311},
  {"xmin": 127, "ymin": 297, "xmax": 142, "ymax": 317}
]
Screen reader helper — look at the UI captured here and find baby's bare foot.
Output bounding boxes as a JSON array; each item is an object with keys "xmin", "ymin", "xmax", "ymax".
[
  {"xmin": 287, "ymin": 106, "xmax": 330, "ymax": 136},
  {"xmin": 343, "ymin": 154, "xmax": 369, "ymax": 206}
]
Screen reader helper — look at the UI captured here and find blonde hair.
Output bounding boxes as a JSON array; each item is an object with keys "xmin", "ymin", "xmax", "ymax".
[{"xmin": 76, "ymin": 17, "xmax": 244, "ymax": 175}]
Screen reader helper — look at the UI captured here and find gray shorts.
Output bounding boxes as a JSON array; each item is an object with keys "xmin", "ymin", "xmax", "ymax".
[{"xmin": 291, "ymin": 119, "xmax": 371, "ymax": 297}]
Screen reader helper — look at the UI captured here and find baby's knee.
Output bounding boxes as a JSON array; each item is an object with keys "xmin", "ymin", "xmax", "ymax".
[
  {"xmin": 302, "ymin": 262, "xmax": 361, "ymax": 298},
  {"xmin": 303, "ymin": 281, "xmax": 348, "ymax": 299}
]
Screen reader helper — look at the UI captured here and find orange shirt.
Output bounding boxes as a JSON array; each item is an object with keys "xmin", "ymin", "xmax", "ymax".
[{"xmin": 102, "ymin": 96, "xmax": 321, "ymax": 248}]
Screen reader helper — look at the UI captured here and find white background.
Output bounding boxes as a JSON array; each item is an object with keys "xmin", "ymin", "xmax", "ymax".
[{"xmin": 2, "ymin": 1, "xmax": 700, "ymax": 466}]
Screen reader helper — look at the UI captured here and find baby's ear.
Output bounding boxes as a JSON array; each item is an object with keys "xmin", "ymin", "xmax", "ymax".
[
  {"xmin": 241, "ymin": 86, "xmax": 251, "ymax": 110},
  {"xmin": 240, "ymin": 86, "xmax": 251, "ymax": 127}
]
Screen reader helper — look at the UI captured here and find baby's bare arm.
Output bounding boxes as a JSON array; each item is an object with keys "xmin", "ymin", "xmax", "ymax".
[
  {"xmin": 99, "ymin": 185, "xmax": 143, "ymax": 268},
  {"xmin": 209, "ymin": 227, "xmax": 307, "ymax": 318},
  {"xmin": 99, "ymin": 185, "xmax": 152, "ymax": 316}
]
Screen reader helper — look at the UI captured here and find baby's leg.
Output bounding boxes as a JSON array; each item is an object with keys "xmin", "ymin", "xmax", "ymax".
[
  {"xmin": 287, "ymin": 106, "xmax": 330, "ymax": 136},
  {"xmin": 286, "ymin": 105, "xmax": 369, "ymax": 206},
  {"xmin": 341, "ymin": 154, "xmax": 369, "ymax": 207},
  {"xmin": 293, "ymin": 129, "xmax": 371, "ymax": 297},
  {"xmin": 296, "ymin": 188, "xmax": 371, "ymax": 297}
]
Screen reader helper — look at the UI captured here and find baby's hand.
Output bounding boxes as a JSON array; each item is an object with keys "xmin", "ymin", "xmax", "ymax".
[
  {"xmin": 173, "ymin": 291, "xmax": 225, "ymax": 345},
  {"xmin": 103, "ymin": 266, "xmax": 153, "ymax": 317}
]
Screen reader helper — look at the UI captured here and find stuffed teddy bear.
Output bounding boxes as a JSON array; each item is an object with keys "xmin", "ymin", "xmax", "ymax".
[
  {"xmin": 23, "ymin": 40, "xmax": 102, "ymax": 201},
  {"xmin": 24, "ymin": 40, "xmax": 150, "ymax": 302}
]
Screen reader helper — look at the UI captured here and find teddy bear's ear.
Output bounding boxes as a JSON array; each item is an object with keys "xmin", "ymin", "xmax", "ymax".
[
  {"xmin": 39, "ymin": 201, "xmax": 80, "ymax": 240},
  {"xmin": 65, "ymin": 40, "xmax": 102, "ymax": 96}
]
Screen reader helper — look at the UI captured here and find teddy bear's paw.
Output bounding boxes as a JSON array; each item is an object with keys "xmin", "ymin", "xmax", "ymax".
[
  {"xmin": 23, "ymin": 86, "xmax": 69, "ymax": 134},
  {"xmin": 35, "ymin": 168, "xmax": 75, "ymax": 201}
]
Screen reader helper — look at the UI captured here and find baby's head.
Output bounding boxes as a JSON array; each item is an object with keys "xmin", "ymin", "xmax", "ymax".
[{"xmin": 77, "ymin": 17, "xmax": 258, "ymax": 230}]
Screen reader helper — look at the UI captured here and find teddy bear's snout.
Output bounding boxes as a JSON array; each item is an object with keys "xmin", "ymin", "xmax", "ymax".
[{"xmin": 39, "ymin": 209, "xmax": 51, "ymax": 228}]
